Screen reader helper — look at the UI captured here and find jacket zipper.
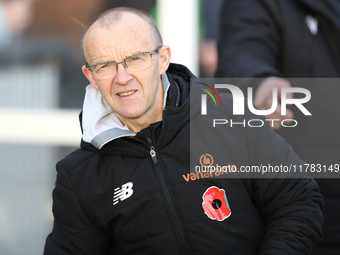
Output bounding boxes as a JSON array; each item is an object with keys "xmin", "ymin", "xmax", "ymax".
[
  {"xmin": 149, "ymin": 146, "xmax": 158, "ymax": 165},
  {"xmin": 147, "ymin": 138, "xmax": 192, "ymax": 255}
]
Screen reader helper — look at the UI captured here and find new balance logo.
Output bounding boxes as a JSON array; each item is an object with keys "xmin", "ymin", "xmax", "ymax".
[{"xmin": 113, "ymin": 182, "xmax": 134, "ymax": 205}]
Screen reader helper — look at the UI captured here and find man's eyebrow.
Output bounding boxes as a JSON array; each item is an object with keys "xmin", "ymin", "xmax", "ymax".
[
  {"xmin": 125, "ymin": 50, "xmax": 147, "ymax": 57},
  {"xmin": 92, "ymin": 60, "xmax": 114, "ymax": 66},
  {"xmin": 110, "ymin": 50, "xmax": 146, "ymax": 60},
  {"xmin": 90, "ymin": 49, "xmax": 148, "ymax": 67}
]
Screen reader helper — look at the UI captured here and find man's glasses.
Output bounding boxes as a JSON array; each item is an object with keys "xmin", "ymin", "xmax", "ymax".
[{"xmin": 86, "ymin": 46, "xmax": 162, "ymax": 80}]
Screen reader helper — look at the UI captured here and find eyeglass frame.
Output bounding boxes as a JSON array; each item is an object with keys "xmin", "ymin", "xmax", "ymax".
[{"xmin": 85, "ymin": 45, "xmax": 163, "ymax": 75}]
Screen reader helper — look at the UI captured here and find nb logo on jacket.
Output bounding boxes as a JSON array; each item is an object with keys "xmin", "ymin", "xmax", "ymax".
[{"xmin": 113, "ymin": 182, "xmax": 134, "ymax": 205}]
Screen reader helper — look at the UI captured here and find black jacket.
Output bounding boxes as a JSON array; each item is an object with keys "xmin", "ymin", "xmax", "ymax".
[
  {"xmin": 216, "ymin": 0, "xmax": 340, "ymax": 78},
  {"xmin": 215, "ymin": 1, "xmax": 340, "ymax": 253},
  {"xmin": 215, "ymin": 0, "xmax": 340, "ymax": 162},
  {"xmin": 44, "ymin": 63, "xmax": 323, "ymax": 255}
]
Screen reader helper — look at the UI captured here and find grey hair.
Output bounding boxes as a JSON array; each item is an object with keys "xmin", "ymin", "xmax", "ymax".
[{"xmin": 81, "ymin": 7, "xmax": 163, "ymax": 65}]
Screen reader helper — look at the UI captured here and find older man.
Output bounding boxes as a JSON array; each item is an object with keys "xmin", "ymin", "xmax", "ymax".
[{"xmin": 44, "ymin": 7, "xmax": 322, "ymax": 255}]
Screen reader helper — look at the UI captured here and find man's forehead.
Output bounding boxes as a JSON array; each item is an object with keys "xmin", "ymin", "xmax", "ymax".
[
  {"xmin": 83, "ymin": 14, "xmax": 152, "ymax": 58},
  {"xmin": 86, "ymin": 13, "xmax": 150, "ymax": 42}
]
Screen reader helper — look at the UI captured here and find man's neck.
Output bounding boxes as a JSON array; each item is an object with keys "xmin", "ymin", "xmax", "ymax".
[{"xmin": 119, "ymin": 109, "xmax": 163, "ymax": 132}]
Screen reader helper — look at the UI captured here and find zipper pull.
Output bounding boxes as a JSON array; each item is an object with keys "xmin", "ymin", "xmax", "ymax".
[
  {"xmin": 146, "ymin": 136, "xmax": 158, "ymax": 165},
  {"xmin": 150, "ymin": 146, "xmax": 158, "ymax": 165}
]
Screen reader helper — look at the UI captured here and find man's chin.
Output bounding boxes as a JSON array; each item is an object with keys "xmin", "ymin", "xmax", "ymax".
[{"xmin": 116, "ymin": 110, "xmax": 145, "ymax": 125}]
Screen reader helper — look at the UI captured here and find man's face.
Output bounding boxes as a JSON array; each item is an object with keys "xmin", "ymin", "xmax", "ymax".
[{"xmin": 82, "ymin": 14, "xmax": 170, "ymax": 130}]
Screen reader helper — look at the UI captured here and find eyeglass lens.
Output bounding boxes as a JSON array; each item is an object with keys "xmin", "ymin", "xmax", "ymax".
[{"xmin": 92, "ymin": 52, "xmax": 153, "ymax": 80}]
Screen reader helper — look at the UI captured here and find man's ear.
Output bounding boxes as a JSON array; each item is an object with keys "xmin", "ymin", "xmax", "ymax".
[
  {"xmin": 82, "ymin": 65, "xmax": 99, "ymax": 89},
  {"xmin": 159, "ymin": 45, "xmax": 171, "ymax": 75}
]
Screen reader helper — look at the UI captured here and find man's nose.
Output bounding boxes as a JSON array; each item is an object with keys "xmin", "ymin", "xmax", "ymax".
[{"xmin": 114, "ymin": 61, "xmax": 131, "ymax": 84}]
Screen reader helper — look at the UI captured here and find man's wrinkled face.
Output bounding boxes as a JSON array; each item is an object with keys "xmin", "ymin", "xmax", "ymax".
[{"xmin": 82, "ymin": 13, "xmax": 169, "ymax": 129}]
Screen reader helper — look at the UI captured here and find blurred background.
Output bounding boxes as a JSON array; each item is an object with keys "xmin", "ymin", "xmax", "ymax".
[
  {"xmin": 0, "ymin": 0, "xmax": 219, "ymax": 254},
  {"xmin": 2, "ymin": 0, "xmax": 340, "ymax": 254}
]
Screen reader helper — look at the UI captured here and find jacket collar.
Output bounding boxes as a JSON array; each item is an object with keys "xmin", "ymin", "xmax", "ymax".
[
  {"xmin": 297, "ymin": 0, "xmax": 340, "ymax": 30},
  {"xmin": 81, "ymin": 73, "xmax": 171, "ymax": 149}
]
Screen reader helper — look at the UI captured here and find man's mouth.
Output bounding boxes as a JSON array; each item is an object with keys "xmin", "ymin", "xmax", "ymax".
[{"xmin": 117, "ymin": 90, "xmax": 137, "ymax": 97}]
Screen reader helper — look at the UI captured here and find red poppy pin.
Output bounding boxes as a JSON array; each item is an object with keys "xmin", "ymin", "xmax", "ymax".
[{"xmin": 202, "ymin": 186, "xmax": 231, "ymax": 221}]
